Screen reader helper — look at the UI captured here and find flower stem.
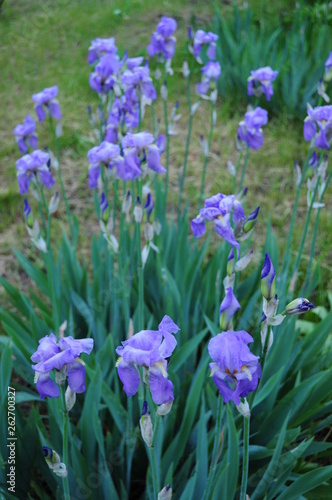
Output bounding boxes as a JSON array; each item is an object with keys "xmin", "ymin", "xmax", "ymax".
[
  {"xmin": 48, "ymin": 116, "xmax": 74, "ymax": 240},
  {"xmin": 199, "ymin": 102, "xmax": 215, "ymax": 207},
  {"xmin": 61, "ymin": 388, "xmax": 70, "ymax": 500},
  {"xmin": 240, "ymin": 416, "xmax": 250, "ymax": 500},
  {"xmin": 149, "ymin": 446, "xmax": 160, "ymax": 499},
  {"xmin": 178, "ymin": 76, "xmax": 194, "ymax": 221},
  {"xmin": 136, "ymin": 219, "xmax": 144, "ymax": 331},
  {"xmin": 203, "ymin": 396, "xmax": 224, "ymax": 500}
]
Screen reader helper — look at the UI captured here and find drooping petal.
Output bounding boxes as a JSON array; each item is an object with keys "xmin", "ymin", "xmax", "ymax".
[
  {"xmin": 149, "ymin": 366, "xmax": 174, "ymax": 405},
  {"xmin": 67, "ymin": 362, "xmax": 86, "ymax": 393},
  {"xmin": 36, "ymin": 373, "xmax": 60, "ymax": 399},
  {"xmin": 191, "ymin": 215, "xmax": 206, "ymax": 238},
  {"xmin": 117, "ymin": 358, "xmax": 141, "ymax": 397}
]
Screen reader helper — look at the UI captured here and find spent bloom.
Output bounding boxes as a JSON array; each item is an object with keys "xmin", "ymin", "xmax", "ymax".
[
  {"xmin": 43, "ymin": 447, "xmax": 67, "ymax": 478},
  {"xmin": 32, "ymin": 86, "xmax": 62, "ymax": 122},
  {"xmin": 208, "ymin": 330, "xmax": 261, "ymax": 405},
  {"xmin": 31, "ymin": 333, "xmax": 94, "ymax": 399},
  {"xmin": 247, "ymin": 66, "xmax": 279, "ymax": 101},
  {"xmin": 13, "ymin": 115, "xmax": 38, "ymax": 154},
  {"xmin": 193, "ymin": 29, "xmax": 218, "ymax": 61},
  {"xmin": 16, "ymin": 150, "xmax": 54, "ymax": 194},
  {"xmin": 116, "ymin": 315, "xmax": 179, "ymax": 405},
  {"xmin": 147, "ymin": 16, "xmax": 177, "ymax": 60},
  {"xmin": 237, "ymin": 107, "xmax": 268, "ymax": 150},
  {"xmin": 303, "ymin": 104, "xmax": 332, "ymax": 149}
]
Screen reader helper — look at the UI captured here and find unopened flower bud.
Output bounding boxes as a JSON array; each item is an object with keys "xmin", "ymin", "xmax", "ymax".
[
  {"xmin": 122, "ymin": 190, "xmax": 132, "ymax": 215},
  {"xmin": 65, "ymin": 386, "xmax": 76, "ymax": 412},
  {"xmin": 43, "ymin": 446, "xmax": 67, "ymax": 477},
  {"xmin": 49, "ymin": 192, "xmax": 60, "ymax": 215},
  {"xmin": 156, "ymin": 400, "xmax": 173, "ymax": 416},
  {"xmin": 261, "ymin": 253, "xmax": 276, "ymax": 301},
  {"xmin": 284, "ymin": 298, "xmax": 316, "ymax": 315},
  {"xmin": 144, "ymin": 193, "xmax": 154, "ymax": 221},
  {"xmin": 243, "ymin": 206, "xmax": 260, "ymax": 233},
  {"xmin": 139, "ymin": 401, "xmax": 153, "ymax": 448},
  {"xmin": 158, "ymin": 484, "xmax": 172, "ymax": 500},
  {"xmin": 161, "ymin": 83, "xmax": 168, "ymax": 102},
  {"xmin": 182, "ymin": 59, "xmax": 190, "ymax": 78},
  {"xmin": 24, "ymin": 198, "xmax": 34, "ymax": 228},
  {"xmin": 100, "ymin": 192, "xmax": 109, "ymax": 223},
  {"xmin": 219, "ymin": 287, "xmax": 241, "ymax": 330},
  {"xmin": 134, "ymin": 197, "xmax": 143, "ymax": 223},
  {"xmin": 236, "ymin": 398, "xmax": 250, "ymax": 418}
]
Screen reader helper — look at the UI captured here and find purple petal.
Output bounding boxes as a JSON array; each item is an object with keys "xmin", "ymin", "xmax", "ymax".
[
  {"xmin": 36, "ymin": 373, "xmax": 60, "ymax": 399},
  {"xmin": 191, "ymin": 215, "xmax": 206, "ymax": 238},
  {"xmin": 67, "ymin": 362, "xmax": 86, "ymax": 393},
  {"xmin": 117, "ymin": 358, "xmax": 140, "ymax": 397},
  {"xmin": 147, "ymin": 145, "xmax": 166, "ymax": 174},
  {"xmin": 49, "ymin": 101, "xmax": 62, "ymax": 120},
  {"xmin": 149, "ymin": 367, "xmax": 174, "ymax": 405}
]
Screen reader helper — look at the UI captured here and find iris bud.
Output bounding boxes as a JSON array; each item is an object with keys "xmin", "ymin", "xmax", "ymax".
[
  {"xmin": 284, "ymin": 298, "xmax": 315, "ymax": 315},
  {"xmin": 261, "ymin": 253, "xmax": 276, "ymax": 301}
]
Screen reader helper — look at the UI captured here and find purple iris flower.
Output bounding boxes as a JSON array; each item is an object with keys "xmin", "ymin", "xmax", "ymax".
[
  {"xmin": 247, "ymin": 67, "xmax": 278, "ymax": 101},
  {"xmin": 13, "ymin": 115, "xmax": 38, "ymax": 154},
  {"xmin": 89, "ymin": 54, "xmax": 120, "ymax": 94},
  {"xmin": 208, "ymin": 330, "xmax": 261, "ymax": 405},
  {"xmin": 219, "ymin": 287, "xmax": 241, "ymax": 330},
  {"xmin": 16, "ymin": 150, "xmax": 54, "ymax": 194},
  {"xmin": 121, "ymin": 132, "xmax": 166, "ymax": 176},
  {"xmin": 31, "ymin": 333, "xmax": 94, "ymax": 399},
  {"xmin": 237, "ymin": 107, "xmax": 268, "ymax": 150},
  {"xmin": 196, "ymin": 62, "xmax": 221, "ymax": 96},
  {"xmin": 303, "ymin": 105, "xmax": 332, "ymax": 149},
  {"xmin": 115, "ymin": 315, "xmax": 179, "ymax": 405},
  {"xmin": 147, "ymin": 16, "xmax": 177, "ymax": 60},
  {"xmin": 87, "ymin": 141, "xmax": 121, "ymax": 188},
  {"xmin": 193, "ymin": 30, "xmax": 218, "ymax": 61},
  {"xmin": 121, "ymin": 66, "xmax": 157, "ymax": 101},
  {"xmin": 261, "ymin": 253, "xmax": 276, "ymax": 301},
  {"xmin": 191, "ymin": 193, "xmax": 246, "ymax": 248},
  {"xmin": 88, "ymin": 37, "xmax": 118, "ymax": 64},
  {"xmin": 32, "ymin": 86, "xmax": 62, "ymax": 122}
]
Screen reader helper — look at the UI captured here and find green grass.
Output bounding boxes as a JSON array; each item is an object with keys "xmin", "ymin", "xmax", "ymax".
[{"xmin": 0, "ymin": 0, "xmax": 331, "ymax": 294}]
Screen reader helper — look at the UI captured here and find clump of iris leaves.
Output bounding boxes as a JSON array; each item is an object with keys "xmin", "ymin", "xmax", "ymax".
[{"xmin": 1, "ymin": 7, "xmax": 332, "ymax": 500}]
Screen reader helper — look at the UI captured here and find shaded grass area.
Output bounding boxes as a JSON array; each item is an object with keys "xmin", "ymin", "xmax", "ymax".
[{"xmin": 0, "ymin": 0, "xmax": 331, "ymax": 297}]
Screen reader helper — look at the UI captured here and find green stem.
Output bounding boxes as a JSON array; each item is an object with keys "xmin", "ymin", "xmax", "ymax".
[
  {"xmin": 280, "ymin": 148, "xmax": 312, "ymax": 290},
  {"xmin": 136, "ymin": 220, "xmax": 144, "ymax": 331},
  {"xmin": 61, "ymin": 388, "xmax": 70, "ymax": 500},
  {"xmin": 203, "ymin": 396, "xmax": 223, "ymax": 500},
  {"xmin": 178, "ymin": 76, "xmax": 194, "ymax": 221},
  {"xmin": 199, "ymin": 102, "xmax": 215, "ymax": 207},
  {"xmin": 149, "ymin": 446, "xmax": 160, "ymax": 499},
  {"xmin": 240, "ymin": 416, "xmax": 250, "ymax": 500},
  {"xmin": 291, "ymin": 173, "xmax": 321, "ymax": 281},
  {"xmin": 48, "ymin": 115, "xmax": 74, "ymax": 239}
]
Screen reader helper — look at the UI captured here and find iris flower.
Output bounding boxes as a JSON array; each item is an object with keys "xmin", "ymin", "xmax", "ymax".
[
  {"xmin": 208, "ymin": 330, "xmax": 261, "ymax": 405},
  {"xmin": 31, "ymin": 334, "xmax": 93, "ymax": 399},
  {"xmin": 116, "ymin": 315, "xmax": 179, "ymax": 405}
]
